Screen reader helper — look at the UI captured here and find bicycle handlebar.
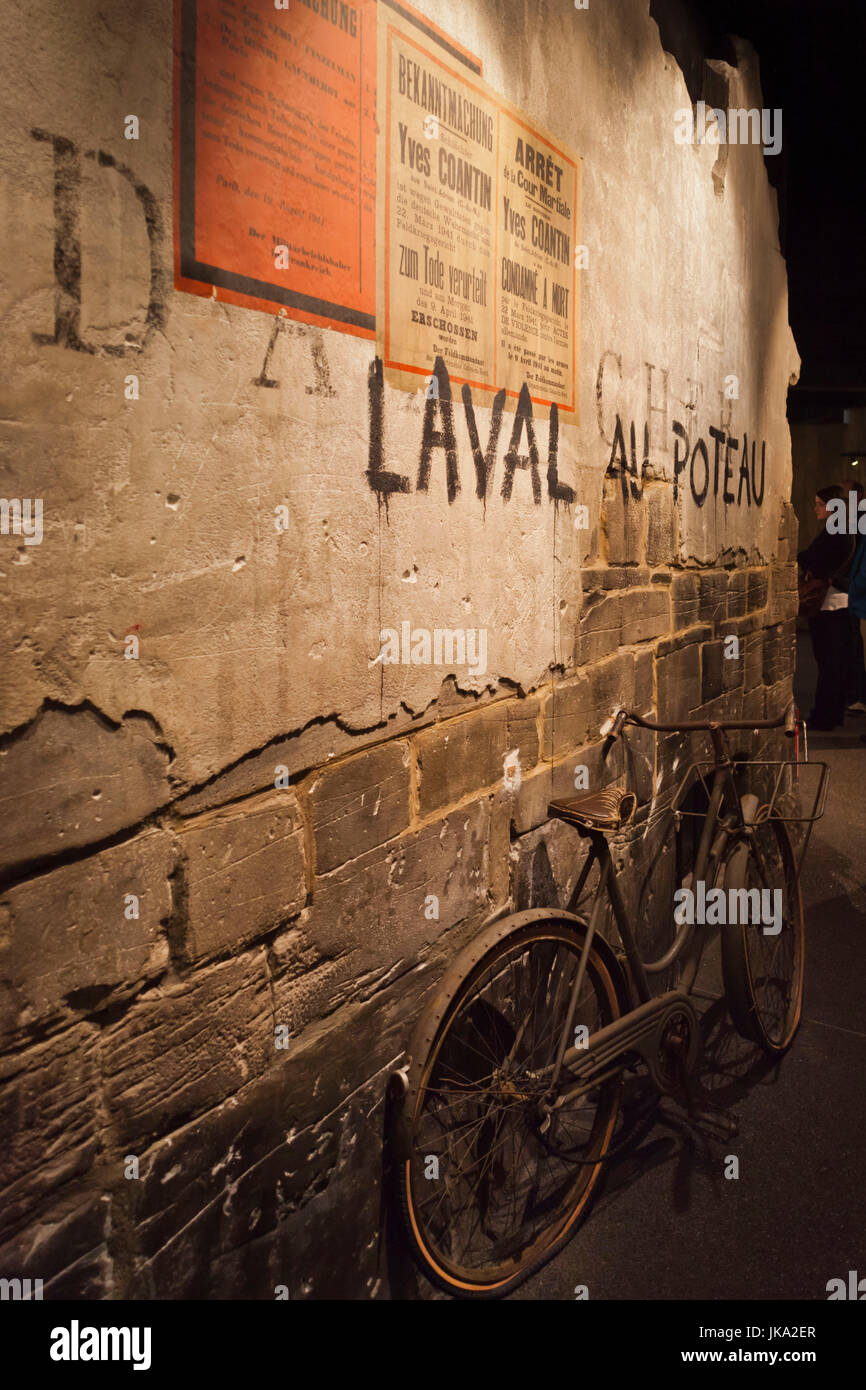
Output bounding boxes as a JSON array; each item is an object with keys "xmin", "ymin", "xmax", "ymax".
[{"xmin": 603, "ymin": 698, "xmax": 798, "ymax": 740}]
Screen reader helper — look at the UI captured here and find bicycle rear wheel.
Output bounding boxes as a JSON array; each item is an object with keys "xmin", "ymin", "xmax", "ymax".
[
  {"xmin": 721, "ymin": 819, "xmax": 804, "ymax": 1055},
  {"xmin": 396, "ymin": 910, "xmax": 626, "ymax": 1298}
]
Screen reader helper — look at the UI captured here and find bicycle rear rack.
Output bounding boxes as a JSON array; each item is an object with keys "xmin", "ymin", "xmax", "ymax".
[{"xmin": 672, "ymin": 756, "xmax": 829, "ymax": 880}]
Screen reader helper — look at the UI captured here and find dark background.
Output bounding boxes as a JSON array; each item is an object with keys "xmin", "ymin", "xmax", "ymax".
[{"xmin": 651, "ymin": 0, "xmax": 866, "ymax": 424}]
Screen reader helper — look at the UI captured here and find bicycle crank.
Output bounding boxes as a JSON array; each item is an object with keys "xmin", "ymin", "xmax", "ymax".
[{"xmin": 540, "ymin": 990, "xmax": 703, "ymax": 1113}]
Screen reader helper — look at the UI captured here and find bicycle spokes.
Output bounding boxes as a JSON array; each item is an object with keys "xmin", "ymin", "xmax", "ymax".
[{"xmin": 407, "ymin": 929, "xmax": 619, "ymax": 1279}]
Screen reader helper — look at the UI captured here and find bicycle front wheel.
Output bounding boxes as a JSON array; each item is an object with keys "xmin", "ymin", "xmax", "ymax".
[
  {"xmin": 396, "ymin": 910, "xmax": 626, "ymax": 1298},
  {"xmin": 721, "ymin": 819, "xmax": 805, "ymax": 1055}
]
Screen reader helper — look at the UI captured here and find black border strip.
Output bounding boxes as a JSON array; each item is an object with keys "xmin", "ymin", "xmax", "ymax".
[
  {"xmin": 183, "ymin": 257, "xmax": 377, "ymax": 328},
  {"xmin": 178, "ymin": 0, "xmax": 480, "ymax": 320},
  {"xmin": 379, "ymin": 0, "xmax": 481, "ymax": 73},
  {"xmin": 179, "ymin": 0, "xmax": 198, "ymax": 275}
]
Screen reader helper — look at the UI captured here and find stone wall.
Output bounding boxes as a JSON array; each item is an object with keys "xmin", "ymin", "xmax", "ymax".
[{"xmin": 0, "ymin": 0, "xmax": 799, "ymax": 1298}]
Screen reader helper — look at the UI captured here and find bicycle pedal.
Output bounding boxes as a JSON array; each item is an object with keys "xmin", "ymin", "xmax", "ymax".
[{"xmin": 691, "ymin": 1107, "xmax": 739, "ymax": 1139}]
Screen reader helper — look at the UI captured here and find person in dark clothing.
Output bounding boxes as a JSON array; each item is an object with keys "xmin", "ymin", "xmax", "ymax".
[
  {"xmin": 844, "ymin": 479, "xmax": 866, "ymax": 711},
  {"xmin": 847, "ymin": 504, "xmax": 866, "ymax": 744},
  {"xmin": 797, "ymin": 485, "xmax": 855, "ymax": 731}
]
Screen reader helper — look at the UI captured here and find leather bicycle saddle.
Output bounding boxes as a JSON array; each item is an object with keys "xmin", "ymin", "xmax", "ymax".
[{"xmin": 548, "ymin": 787, "xmax": 637, "ymax": 832}]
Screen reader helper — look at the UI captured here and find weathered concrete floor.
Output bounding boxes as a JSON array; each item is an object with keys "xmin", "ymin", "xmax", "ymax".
[{"xmin": 509, "ymin": 625, "xmax": 866, "ymax": 1301}]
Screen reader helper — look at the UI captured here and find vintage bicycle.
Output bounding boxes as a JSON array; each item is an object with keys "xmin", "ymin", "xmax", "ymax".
[{"xmin": 388, "ymin": 699, "xmax": 828, "ymax": 1298}]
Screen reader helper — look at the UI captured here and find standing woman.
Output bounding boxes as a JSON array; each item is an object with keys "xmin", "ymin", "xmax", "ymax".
[
  {"xmin": 797, "ymin": 485, "xmax": 855, "ymax": 731},
  {"xmin": 848, "ymin": 506, "xmax": 866, "ymax": 743},
  {"xmin": 845, "ymin": 478, "xmax": 866, "ymax": 712}
]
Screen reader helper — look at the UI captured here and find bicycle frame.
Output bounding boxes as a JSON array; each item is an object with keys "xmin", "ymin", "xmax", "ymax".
[{"xmin": 546, "ymin": 724, "xmax": 764, "ymax": 1104}]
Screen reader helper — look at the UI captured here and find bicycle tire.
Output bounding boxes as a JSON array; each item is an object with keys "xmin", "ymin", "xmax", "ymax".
[
  {"xmin": 721, "ymin": 819, "xmax": 805, "ymax": 1055},
  {"xmin": 396, "ymin": 909, "xmax": 628, "ymax": 1299}
]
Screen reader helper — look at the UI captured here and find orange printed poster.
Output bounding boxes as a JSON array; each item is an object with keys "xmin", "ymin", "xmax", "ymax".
[
  {"xmin": 174, "ymin": 0, "xmax": 481, "ymax": 337},
  {"xmin": 377, "ymin": 6, "xmax": 581, "ymax": 412}
]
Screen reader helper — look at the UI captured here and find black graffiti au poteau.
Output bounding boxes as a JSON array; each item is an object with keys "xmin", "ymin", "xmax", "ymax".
[
  {"xmin": 597, "ymin": 350, "xmax": 766, "ymax": 509},
  {"xmin": 671, "ymin": 419, "xmax": 765, "ymax": 507},
  {"xmin": 366, "ymin": 353, "xmax": 766, "ymax": 513},
  {"xmin": 606, "ymin": 413, "xmax": 765, "ymax": 508}
]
